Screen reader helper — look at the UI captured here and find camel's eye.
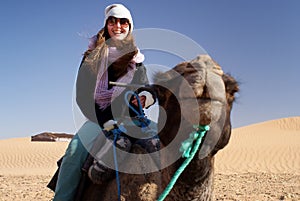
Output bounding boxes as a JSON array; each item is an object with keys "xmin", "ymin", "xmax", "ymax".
[{"xmin": 186, "ymin": 63, "xmax": 194, "ymax": 69}]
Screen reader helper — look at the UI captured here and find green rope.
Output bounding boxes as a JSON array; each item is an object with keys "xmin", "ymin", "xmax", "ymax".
[{"xmin": 157, "ymin": 125, "xmax": 210, "ymax": 201}]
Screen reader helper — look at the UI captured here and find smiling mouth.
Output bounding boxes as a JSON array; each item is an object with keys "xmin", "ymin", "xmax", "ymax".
[{"xmin": 113, "ymin": 30, "xmax": 124, "ymax": 34}]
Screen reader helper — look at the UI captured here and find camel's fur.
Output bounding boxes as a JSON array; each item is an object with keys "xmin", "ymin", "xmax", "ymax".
[{"xmin": 76, "ymin": 54, "xmax": 239, "ymax": 201}]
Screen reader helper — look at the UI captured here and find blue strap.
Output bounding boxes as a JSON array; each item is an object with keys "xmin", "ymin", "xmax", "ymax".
[
  {"xmin": 111, "ymin": 127, "xmax": 123, "ymax": 201},
  {"xmin": 124, "ymin": 90, "xmax": 151, "ymax": 128},
  {"xmin": 124, "ymin": 91, "xmax": 144, "ymax": 117},
  {"xmin": 113, "ymin": 90, "xmax": 155, "ymax": 200}
]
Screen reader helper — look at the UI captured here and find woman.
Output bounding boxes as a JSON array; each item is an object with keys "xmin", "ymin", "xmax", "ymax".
[{"xmin": 53, "ymin": 4, "xmax": 158, "ymax": 201}]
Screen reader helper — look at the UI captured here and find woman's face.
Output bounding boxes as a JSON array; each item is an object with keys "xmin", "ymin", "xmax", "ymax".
[{"xmin": 106, "ymin": 17, "xmax": 130, "ymax": 41}]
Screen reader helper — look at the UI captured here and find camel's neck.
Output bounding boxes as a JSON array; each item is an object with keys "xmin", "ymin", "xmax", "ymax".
[
  {"xmin": 157, "ymin": 96, "xmax": 182, "ymax": 146},
  {"xmin": 163, "ymin": 156, "xmax": 215, "ymax": 201},
  {"xmin": 157, "ymin": 88, "xmax": 215, "ymax": 200}
]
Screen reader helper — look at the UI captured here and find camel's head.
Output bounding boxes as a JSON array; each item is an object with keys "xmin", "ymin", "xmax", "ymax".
[{"xmin": 153, "ymin": 54, "xmax": 239, "ymax": 158}]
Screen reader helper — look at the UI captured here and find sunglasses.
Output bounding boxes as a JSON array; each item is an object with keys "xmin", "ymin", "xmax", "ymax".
[{"xmin": 107, "ymin": 17, "xmax": 130, "ymax": 28}]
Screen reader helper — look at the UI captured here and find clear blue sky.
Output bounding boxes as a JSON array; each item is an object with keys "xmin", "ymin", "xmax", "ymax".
[{"xmin": 0, "ymin": 0, "xmax": 299, "ymax": 139}]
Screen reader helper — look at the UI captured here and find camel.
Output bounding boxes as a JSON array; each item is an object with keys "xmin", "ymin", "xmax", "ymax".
[{"xmin": 74, "ymin": 54, "xmax": 239, "ymax": 201}]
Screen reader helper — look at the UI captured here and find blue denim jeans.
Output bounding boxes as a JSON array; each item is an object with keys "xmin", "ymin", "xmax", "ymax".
[
  {"xmin": 53, "ymin": 119, "xmax": 158, "ymax": 201},
  {"xmin": 53, "ymin": 121, "xmax": 101, "ymax": 201}
]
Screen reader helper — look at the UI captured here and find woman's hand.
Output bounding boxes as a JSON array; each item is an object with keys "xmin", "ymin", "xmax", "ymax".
[{"xmin": 131, "ymin": 95, "xmax": 146, "ymax": 108}]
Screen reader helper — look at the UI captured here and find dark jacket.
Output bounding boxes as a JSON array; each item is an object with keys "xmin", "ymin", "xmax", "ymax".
[{"xmin": 76, "ymin": 58, "xmax": 153, "ymax": 127}]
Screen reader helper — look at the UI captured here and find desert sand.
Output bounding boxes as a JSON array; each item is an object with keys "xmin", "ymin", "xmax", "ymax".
[{"xmin": 0, "ymin": 117, "xmax": 299, "ymax": 200}]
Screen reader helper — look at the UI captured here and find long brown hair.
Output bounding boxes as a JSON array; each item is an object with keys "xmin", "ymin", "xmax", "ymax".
[{"xmin": 83, "ymin": 24, "xmax": 138, "ymax": 77}]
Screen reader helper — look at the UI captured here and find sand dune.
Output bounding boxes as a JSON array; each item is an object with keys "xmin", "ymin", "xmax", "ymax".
[
  {"xmin": 0, "ymin": 117, "xmax": 299, "ymax": 200},
  {"xmin": 215, "ymin": 116, "xmax": 300, "ymax": 174},
  {"xmin": 0, "ymin": 137, "xmax": 68, "ymax": 175}
]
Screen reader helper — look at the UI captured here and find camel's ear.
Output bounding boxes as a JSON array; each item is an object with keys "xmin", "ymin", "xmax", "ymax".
[{"xmin": 222, "ymin": 73, "xmax": 239, "ymax": 103}]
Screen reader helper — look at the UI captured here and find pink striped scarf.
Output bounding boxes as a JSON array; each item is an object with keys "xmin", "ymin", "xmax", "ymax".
[{"xmin": 94, "ymin": 47, "xmax": 144, "ymax": 110}]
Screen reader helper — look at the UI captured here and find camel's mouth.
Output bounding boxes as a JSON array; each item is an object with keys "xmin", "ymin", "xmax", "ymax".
[{"xmin": 179, "ymin": 96, "xmax": 226, "ymax": 126}]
